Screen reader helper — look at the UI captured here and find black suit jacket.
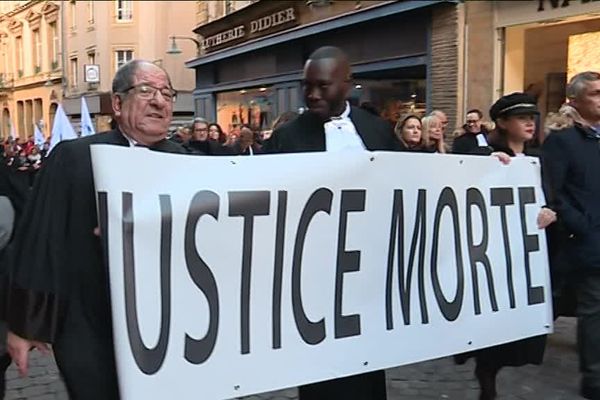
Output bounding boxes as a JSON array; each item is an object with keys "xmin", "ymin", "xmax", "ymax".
[
  {"xmin": 542, "ymin": 123, "xmax": 600, "ymax": 269},
  {"xmin": 264, "ymin": 106, "xmax": 402, "ymax": 153},
  {"xmin": 452, "ymin": 127, "xmax": 492, "ymax": 155}
]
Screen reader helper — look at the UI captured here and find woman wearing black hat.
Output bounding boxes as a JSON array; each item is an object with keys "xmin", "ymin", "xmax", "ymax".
[{"xmin": 459, "ymin": 93, "xmax": 557, "ymax": 400}]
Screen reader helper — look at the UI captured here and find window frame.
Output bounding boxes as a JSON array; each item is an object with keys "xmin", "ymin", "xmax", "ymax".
[
  {"xmin": 70, "ymin": 0, "xmax": 77, "ymax": 30},
  {"xmin": 15, "ymin": 36, "xmax": 23, "ymax": 74},
  {"xmin": 115, "ymin": 0, "xmax": 133, "ymax": 22},
  {"xmin": 32, "ymin": 29, "xmax": 42, "ymax": 70},
  {"xmin": 88, "ymin": 0, "xmax": 94, "ymax": 24},
  {"xmin": 49, "ymin": 22, "xmax": 59, "ymax": 65},
  {"xmin": 70, "ymin": 57, "xmax": 78, "ymax": 87},
  {"xmin": 115, "ymin": 49, "xmax": 134, "ymax": 72}
]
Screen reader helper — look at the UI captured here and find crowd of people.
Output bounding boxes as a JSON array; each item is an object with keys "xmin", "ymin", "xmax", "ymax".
[
  {"xmin": 1, "ymin": 137, "xmax": 49, "ymax": 182},
  {"xmin": 164, "ymin": 111, "xmax": 299, "ymax": 157},
  {"xmin": 0, "ymin": 46, "xmax": 598, "ymax": 400}
]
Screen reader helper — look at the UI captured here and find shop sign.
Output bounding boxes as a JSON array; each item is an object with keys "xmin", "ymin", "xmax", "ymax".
[
  {"xmin": 497, "ymin": 0, "xmax": 600, "ymax": 27},
  {"xmin": 202, "ymin": 7, "xmax": 298, "ymax": 53},
  {"xmin": 538, "ymin": 0, "xmax": 599, "ymax": 12}
]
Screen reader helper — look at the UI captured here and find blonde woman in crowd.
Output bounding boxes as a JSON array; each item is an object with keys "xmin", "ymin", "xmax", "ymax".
[{"xmin": 421, "ymin": 115, "xmax": 447, "ymax": 153}]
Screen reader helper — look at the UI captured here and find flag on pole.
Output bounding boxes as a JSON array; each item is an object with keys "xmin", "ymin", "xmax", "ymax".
[
  {"xmin": 48, "ymin": 104, "xmax": 77, "ymax": 155},
  {"xmin": 34, "ymin": 122, "xmax": 45, "ymax": 148},
  {"xmin": 80, "ymin": 96, "xmax": 95, "ymax": 137}
]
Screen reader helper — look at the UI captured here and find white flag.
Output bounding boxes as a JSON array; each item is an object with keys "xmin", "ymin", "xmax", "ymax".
[
  {"xmin": 33, "ymin": 122, "xmax": 45, "ymax": 148},
  {"xmin": 48, "ymin": 104, "xmax": 77, "ymax": 155},
  {"xmin": 80, "ymin": 96, "xmax": 95, "ymax": 137}
]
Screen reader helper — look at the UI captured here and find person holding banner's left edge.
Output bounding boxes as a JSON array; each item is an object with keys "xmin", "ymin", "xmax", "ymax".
[
  {"xmin": 265, "ymin": 46, "xmax": 402, "ymax": 400},
  {"xmin": 1, "ymin": 60, "xmax": 192, "ymax": 400}
]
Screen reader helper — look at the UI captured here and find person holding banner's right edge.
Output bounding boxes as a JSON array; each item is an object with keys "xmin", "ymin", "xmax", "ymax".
[
  {"xmin": 454, "ymin": 92, "xmax": 558, "ymax": 400},
  {"xmin": 264, "ymin": 46, "xmax": 402, "ymax": 400},
  {"xmin": 542, "ymin": 71, "xmax": 600, "ymax": 400}
]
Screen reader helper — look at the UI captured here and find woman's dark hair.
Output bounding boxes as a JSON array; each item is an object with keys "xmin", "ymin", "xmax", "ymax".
[
  {"xmin": 466, "ymin": 109, "xmax": 483, "ymax": 119},
  {"xmin": 208, "ymin": 123, "xmax": 226, "ymax": 143}
]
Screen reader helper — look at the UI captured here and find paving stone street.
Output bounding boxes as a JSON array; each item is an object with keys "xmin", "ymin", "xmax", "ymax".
[{"xmin": 4, "ymin": 318, "xmax": 580, "ymax": 400}]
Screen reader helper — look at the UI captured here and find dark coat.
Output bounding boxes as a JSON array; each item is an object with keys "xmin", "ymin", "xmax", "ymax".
[
  {"xmin": 264, "ymin": 106, "xmax": 402, "ymax": 153},
  {"xmin": 186, "ymin": 139, "xmax": 235, "ymax": 155},
  {"xmin": 542, "ymin": 123, "xmax": 600, "ymax": 270},
  {"xmin": 452, "ymin": 127, "xmax": 492, "ymax": 155},
  {"xmin": 1, "ymin": 129, "xmax": 188, "ymax": 400}
]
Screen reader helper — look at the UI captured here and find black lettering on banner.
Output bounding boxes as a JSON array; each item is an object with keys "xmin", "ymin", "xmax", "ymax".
[
  {"xmin": 228, "ymin": 191, "xmax": 271, "ymax": 355},
  {"xmin": 272, "ymin": 191, "xmax": 287, "ymax": 349},
  {"xmin": 122, "ymin": 193, "xmax": 172, "ymax": 375},
  {"xmin": 490, "ymin": 188, "xmax": 516, "ymax": 309},
  {"xmin": 519, "ymin": 187, "xmax": 545, "ymax": 305},
  {"xmin": 385, "ymin": 190, "xmax": 429, "ymax": 329},
  {"xmin": 466, "ymin": 188, "xmax": 498, "ymax": 315},
  {"xmin": 431, "ymin": 188, "xmax": 465, "ymax": 322},
  {"xmin": 184, "ymin": 191, "xmax": 220, "ymax": 364},
  {"xmin": 335, "ymin": 190, "xmax": 365, "ymax": 339},
  {"xmin": 292, "ymin": 188, "xmax": 332, "ymax": 345}
]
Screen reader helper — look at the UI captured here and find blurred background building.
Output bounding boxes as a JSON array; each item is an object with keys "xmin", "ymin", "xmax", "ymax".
[{"xmin": 0, "ymin": 0, "xmax": 199, "ymax": 139}]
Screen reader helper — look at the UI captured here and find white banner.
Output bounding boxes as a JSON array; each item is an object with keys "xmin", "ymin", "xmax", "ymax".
[{"xmin": 91, "ymin": 146, "xmax": 553, "ymax": 400}]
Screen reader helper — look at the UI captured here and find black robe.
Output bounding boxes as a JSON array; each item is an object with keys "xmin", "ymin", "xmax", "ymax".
[
  {"xmin": 1, "ymin": 129, "xmax": 189, "ymax": 400},
  {"xmin": 264, "ymin": 107, "xmax": 399, "ymax": 400},
  {"xmin": 265, "ymin": 106, "xmax": 401, "ymax": 154}
]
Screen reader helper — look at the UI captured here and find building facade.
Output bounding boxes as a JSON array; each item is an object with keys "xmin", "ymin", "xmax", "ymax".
[
  {"xmin": 464, "ymin": 0, "xmax": 600, "ymax": 137},
  {"xmin": 188, "ymin": 0, "xmax": 464, "ymax": 135},
  {"xmin": 0, "ymin": 0, "xmax": 62, "ymax": 140},
  {"xmin": 0, "ymin": 0, "xmax": 200, "ymax": 140},
  {"xmin": 61, "ymin": 0, "xmax": 198, "ymax": 132}
]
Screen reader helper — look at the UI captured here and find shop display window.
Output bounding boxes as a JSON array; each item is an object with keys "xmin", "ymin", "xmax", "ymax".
[{"xmin": 216, "ymin": 87, "xmax": 273, "ymax": 135}]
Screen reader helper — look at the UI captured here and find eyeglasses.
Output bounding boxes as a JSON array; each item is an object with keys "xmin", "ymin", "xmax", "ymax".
[{"xmin": 122, "ymin": 84, "xmax": 177, "ymax": 103}]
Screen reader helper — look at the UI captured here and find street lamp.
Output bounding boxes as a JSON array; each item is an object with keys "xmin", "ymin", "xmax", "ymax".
[{"xmin": 166, "ymin": 35, "xmax": 202, "ymax": 56}]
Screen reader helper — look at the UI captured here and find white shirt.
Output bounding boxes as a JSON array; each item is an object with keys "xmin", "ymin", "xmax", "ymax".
[
  {"xmin": 475, "ymin": 133, "xmax": 489, "ymax": 147},
  {"xmin": 121, "ymin": 131, "xmax": 139, "ymax": 147},
  {"xmin": 324, "ymin": 102, "xmax": 366, "ymax": 152}
]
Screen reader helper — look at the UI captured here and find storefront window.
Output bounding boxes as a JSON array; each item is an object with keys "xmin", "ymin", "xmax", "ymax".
[
  {"xmin": 350, "ymin": 77, "xmax": 427, "ymax": 127},
  {"xmin": 216, "ymin": 87, "xmax": 273, "ymax": 135},
  {"xmin": 503, "ymin": 16, "xmax": 600, "ymax": 120}
]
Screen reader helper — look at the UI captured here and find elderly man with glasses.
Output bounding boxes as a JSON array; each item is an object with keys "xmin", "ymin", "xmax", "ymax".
[{"xmin": 1, "ymin": 60, "xmax": 189, "ymax": 400}]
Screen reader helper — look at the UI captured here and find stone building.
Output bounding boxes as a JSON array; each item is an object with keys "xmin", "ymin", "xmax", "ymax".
[{"xmin": 0, "ymin": 0, "xmax": 199, "ymax": 139}]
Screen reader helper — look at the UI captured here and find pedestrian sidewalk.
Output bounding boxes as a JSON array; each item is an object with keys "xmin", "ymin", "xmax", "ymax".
[{"xmin": 4, "ymin": 318, "xmax": 579, "ymax": 400}]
